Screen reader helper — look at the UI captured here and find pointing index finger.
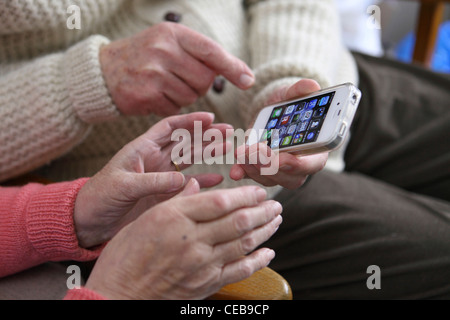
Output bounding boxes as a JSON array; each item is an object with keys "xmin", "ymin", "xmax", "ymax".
[{"xmin": 177, "ymin": 25, "xmax": 255, "ymax": 90}]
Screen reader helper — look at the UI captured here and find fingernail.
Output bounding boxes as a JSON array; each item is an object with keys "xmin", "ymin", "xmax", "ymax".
[
  {"xmin": 273, "ymin": 201, "xmax": 283, "ymax": 214},
  {"xmin": 240, "ymin": 74, "xmax": 255, "ymax": 88},
  {"xmin": 175, "ymin": 173, "xmax": 186, "ymax": 187},
  {"xmin": 281, "ymin": 165, "xmax": 293, "ymax": 172},
  {"xmin": 166, "ymin": 173, "xmax": 186, "ymax": 193},
  {"xmin": 266, "ymin": 249, "xmax": 276, "ymax": 262},
  {"xmin": 274, "ymin": 215, "xmax": 283, "ymax": 227},
  {"xmin": 187, "ymin": 177, "xmax": 199, "ymax": 188}
]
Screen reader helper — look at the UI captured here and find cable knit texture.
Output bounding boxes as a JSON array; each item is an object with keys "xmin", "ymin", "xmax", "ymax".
[
  {"xmin": 0, "ymin": 178, "xmax": 101, "ymax": 278},
  {"xmin": 0, "ymin": 0, "xmax": 358, "ymax": 197}
]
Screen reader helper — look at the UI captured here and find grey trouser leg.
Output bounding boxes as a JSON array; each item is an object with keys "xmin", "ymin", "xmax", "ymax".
[{"xmin": 270, "ymin": 171, "xmax": 450, "ymax": 299}]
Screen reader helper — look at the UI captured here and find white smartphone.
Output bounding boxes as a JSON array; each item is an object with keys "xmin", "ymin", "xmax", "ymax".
[{"xmin": 248, "ymin": 83, "xmax": 361, "ymax": 156}]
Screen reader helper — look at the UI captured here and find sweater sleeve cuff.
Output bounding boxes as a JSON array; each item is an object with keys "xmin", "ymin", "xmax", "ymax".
[
  {"xmin": 26, "ymin": 178, "xmax": 102, "ymax": 262},
  {"xmin": 64, "ymin": 35, "xmax": 120, "ymax": 124},
  {"xmin": 64, "ymin": 288, "xmax": 107, "ymax": 300}
]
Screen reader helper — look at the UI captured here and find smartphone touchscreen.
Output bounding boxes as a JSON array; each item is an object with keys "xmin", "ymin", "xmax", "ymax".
[{"xmin": 261, "ymin": 91, "xmax": 336, "ymax": 150}]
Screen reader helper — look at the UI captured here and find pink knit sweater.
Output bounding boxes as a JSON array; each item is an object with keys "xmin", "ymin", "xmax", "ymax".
[{"xmin": 0, "ymin": 179, "xmax": 106, "ymax": 300}]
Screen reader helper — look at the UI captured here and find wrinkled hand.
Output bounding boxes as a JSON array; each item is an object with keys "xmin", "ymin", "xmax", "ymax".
[
  {"xmin": 100, "ymin": 22, "xmax": 255, "ymax": 117},
  {"xmin": 230, "ymin": 79, "xmax": 328, "ymax": 189},
  {"xmin": 85, "ymin": 180, "xmax": 282, "ymax": 300},
  {"xmin": 74, "ymin": 112, "xmax": 231, "ymax": 249}
]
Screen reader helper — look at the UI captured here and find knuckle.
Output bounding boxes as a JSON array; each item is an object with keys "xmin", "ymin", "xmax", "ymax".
[
  {"xmin": 145, "ymin": 39, "xmax": 177, "ymax": 61},
  {"xmin": 155, "ymin": 22, "xmax": 177, "ymax": 36},
  {"xmin": 240, "ymin": 234, "xmax": 257, "ymax": 253},
  {"xmin": 157, "ymin": 21, "xmax": 173, "ymax": 30},
  {"xmin": 153, "ymin": 44, "xmax": 176, "ymax": 61},
  {"xmin": 212, "ymin": 193, "xmax": 229, "ymax": 211},
  {"xmin": 188, "ymin": 246, "xmax": 209, "ymax": 266},
  {"xmin": 141, "ymin": 66, "xmax": 165, "ymax": 79},
  {"xmin": 238, "ymin": 260, "xmax": 254, "ymax": 279},
  {"xmin": 233, "ymin": 210, "xmax": 252, "ymax": 234},
  {"xmin": 195, "ymin": 39, "xmax": 223, "ymax": 65},
  {"xmin": 197, "ymin": 40, "xmax": 215, "ymax": 60}
]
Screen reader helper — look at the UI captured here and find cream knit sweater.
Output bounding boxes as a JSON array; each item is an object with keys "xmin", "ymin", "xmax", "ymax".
[{"xmin": 0, "ymin": 0, "xmax": 358, "ymax": 197}]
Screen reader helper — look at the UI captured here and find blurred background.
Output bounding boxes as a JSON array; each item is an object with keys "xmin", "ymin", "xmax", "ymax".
[{"xmin": 336, "ymin": 0, "xmax": 450, "ymax": 73}]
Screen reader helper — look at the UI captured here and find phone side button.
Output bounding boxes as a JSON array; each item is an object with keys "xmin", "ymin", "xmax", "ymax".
[{"xmin": 339, "ymin": 124, "xmax": 347, "ymax": 137}]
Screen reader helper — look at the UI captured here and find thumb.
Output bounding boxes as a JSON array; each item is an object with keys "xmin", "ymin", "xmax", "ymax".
[
  {"xmin": 284, "ymin": 79, "xmax": 321, "ymax": 100},
  {"xmin": 127, "ymin": 172, "xmax": 186, "ymax": 199}
]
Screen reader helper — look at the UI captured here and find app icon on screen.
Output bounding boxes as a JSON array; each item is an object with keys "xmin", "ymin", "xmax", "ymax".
[
  {"xmin": 297, "ymin": 102, "xmax": 306, "ymax": 112},
  {"xmin": 272, "ymin": 108, "xmax": 283, "ymax": 118},
  {"xmin": 313, "ymin": 107, "xmax": 325, "ymax": 118},
  {"xmin": 302, "ymin": 111, "xmax": 313, "ymax": 121},
  {"xmin": 287, "ymin": 124, "xmax": 297, "ymax": 135},
  {"xmin": 308, "ymin": 99, "xmax": 318, "ymax": 109},
  {"xmin": 319, "ymin": 96, "xmax": 330, "ymax": 106},
  {"xmin": 310, "ymin": 120, "xmax": 320, "ymax": 129},
  {"xmin": 292, "ymin": 114, "xmax": 301, "ymax": 122},
  {"xmin": 306, "ymin": 131, "xmax": 317, "ymax": 142},
  {"xmin": 262, "ymin": 130, "xmax": 272, "ymax": 141},
  {"xmin": 285, "ymin": 105, "xmax": 295, "ymax": 115},
  {"xmin": 293, "ymin": 133, "xmax": 304, "ymax": 144},
  {"xmin": 282, "ymin": 136, "xmax": 292, "ymax": 146},
  {"xmin": 262, "ymin": 131, "xmax": 268, "ymax": 141},
  {"xmin": 280, "ymin": 116, "xmax": 290, "ymax": 126},
  {"xmin": 267, "ymin": 119, "xmax": 278, "ymax": 129},
  {"xmin": 298, "ymin": 121, "xmax": 309, "ymax": 132}
]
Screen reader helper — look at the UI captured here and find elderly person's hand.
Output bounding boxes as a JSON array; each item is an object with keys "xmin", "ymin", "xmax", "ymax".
[
  {"xmin": 85, "ymin": 180, "xmax": 282, "ymax": 300},
  {"xmin": 100, "ymin": 22, "xmax": 255, "ymax": 117},
  {"xmin": 74, "ymin": 112, "xmax": 231, "ymax": 249},
  {"xmin": 230, "ymin": 79, "xmax": 329, "ymax": 189}
]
